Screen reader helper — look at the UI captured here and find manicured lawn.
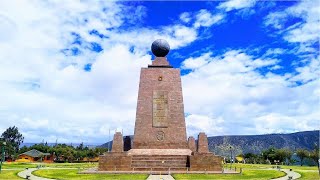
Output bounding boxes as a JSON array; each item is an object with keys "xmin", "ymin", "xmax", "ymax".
[
  {"xmin": 173, "ymin": 169, "xmax": 286, "ymax": 180},
  {"xmin": 230, "ymin": 163, "xmax": 318, "ymax": 171},
  {"xmin": 0, "ymin": 170, "xmax": 21, "ymax": 179},
  {"xmin": 33, "ymin": 169, "xmax": 149, "ymax": 180},
  {"xmin": 231, "ymin": 163, "xmax": 273, "ymax": 169},
  {"xmin": 2, "ymin": 162, "xmax": 97, "ymax": 169},
  {"xmin": 296, "ymin": 170, "xmax": 319, "ymax": 180},
  {"xmin": 2, "ymin": 162, "xmax": 37, "ymax": 169},
  {"xmin": 280, "ymin": 165, "xmax": 318, "ymax": 171},
  {"xmin": 43, "ymin": 162, "xmax": 98, "ymax": 168}
]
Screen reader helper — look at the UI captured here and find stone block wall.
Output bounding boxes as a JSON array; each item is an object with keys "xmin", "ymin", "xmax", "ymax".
[
  {"xmin": 98, "ymin": 153, "xmax": 132, "ymax": 171},
  {"xmin": 189, "ymin": 153, "xmax": 223, "ymax": 171}
]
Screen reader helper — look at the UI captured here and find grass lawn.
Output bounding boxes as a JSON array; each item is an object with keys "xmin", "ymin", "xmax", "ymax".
[
  {"xmin": 173, "ymin": 169, "xmax": 286, "ymax": 180},
  {"xmin": 0, "ymin": 170, "xmax": 21, "ymax": 179},
  {"xmin": 43, "ymin": 162, "xmax": 98, "ymax": 168},
  {"xmin": 296, "ymin": 170, "xmax": 319, "ymax": 180},
  {"xmin": 33, "ymin": 169, "xmax": 148, "ymax": 180},
  {"xmin": 2, "ymin": 162, "xmax": 37, "ymax": 169},
  {"xmin": 228, "ymin": 163, "xmax": 318, "ymax": 171},
  {"xmin": 280, "ymin": 165, "xmax": 318, "ymax": 171},
  {"xmin": 2, "ymin": 162, "xmax": 97, "ymax": 169}
]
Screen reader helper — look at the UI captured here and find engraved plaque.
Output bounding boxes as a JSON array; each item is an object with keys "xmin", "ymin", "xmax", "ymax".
[{"xmin": 153, "ymin": 91, "xmax": 168, "ymax": 127}]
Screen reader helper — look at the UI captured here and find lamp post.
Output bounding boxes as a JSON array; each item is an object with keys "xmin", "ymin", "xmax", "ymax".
[
  {"xmin": 229, "ymin": 146, "xmax": 233, "ymax": 170},
  {"xmin": 0, "ymin": 142, "xmax": 6, "ymax": 173}
]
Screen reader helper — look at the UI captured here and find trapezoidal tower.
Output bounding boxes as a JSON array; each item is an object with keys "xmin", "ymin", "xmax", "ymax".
[
  {"xmin": 132, "ymin": 41, "xmax": 188, "ymax": 149},
  {"xmin": 98, "ymin": 39, "xmax": 222, "ymax": 172}
]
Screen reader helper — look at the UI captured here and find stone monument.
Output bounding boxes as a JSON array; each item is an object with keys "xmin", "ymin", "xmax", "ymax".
[{"xmin": 98, "ymin": 39, "xmax": 222, "ymax": 173}]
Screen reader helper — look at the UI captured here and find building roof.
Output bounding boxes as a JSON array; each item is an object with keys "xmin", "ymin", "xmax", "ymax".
[{"xmin": 20, "ymin": 149, "xmax": 50, "ymax": 158}]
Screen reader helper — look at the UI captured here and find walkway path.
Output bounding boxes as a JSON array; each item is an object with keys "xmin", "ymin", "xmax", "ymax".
[
  {"xmin": 147, "ymin": 175, "xmax": 175, "ymax": 180},
  {"xmin": 273, "ymin": 169, "xmax": 301, "ymax": 180},
  {"xmin": 17, "ymin": 168, "xmax": 56, "ymax": 180}
]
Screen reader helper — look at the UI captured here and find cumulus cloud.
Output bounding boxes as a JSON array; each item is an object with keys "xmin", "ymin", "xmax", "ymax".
[
  {"xmin": 193, "ymin": 10, "xmax": 225, "ymax": 28},
  {"xmin": 182, "ymin": 50, "xmax": 319, "ymax": 136},
  {"xmin": 180, "ymin": 12, "xmax": 191, "ymax": 23},
  {"xmin": 181, "ymin": 52, "xmax": 211, "ymax": 69},
  {"xmin": 0, "ymin": 1, "xmax": 318, "ymax": 144},
  {"xmin": 263, "ymin": 1, "xmax": 320, "ymax": 54},
  {"xmin": 217, "ymin": 0, "xmax": 256, "ymax": 12},
  {"xmin": 0, "ymin": 1, "xmax": 205, "ymax": 143}
]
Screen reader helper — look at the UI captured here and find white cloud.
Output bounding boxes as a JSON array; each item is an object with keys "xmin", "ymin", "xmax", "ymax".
[
  {"xmin": 186, "ymin": 114, "xmax": 224, "ymax": 137},
  {"xmin": 180, "ymin": 12, "xmax": 191, "ymax": 23},
  {"xmin": 264, "ymin": 1, "xmax": 320, "ymax": 48},
  {"xmin": 264, "ymin": 12, "xmax": 288, "ymax": 30},
  {"xmin": 264, "ymin": 48, "xmax": 285, "ymax": 56},
  {"xmin": 217, "ymin": 0, "xmax": 256, "ymax": 12},
  {"xmin": 193, "ymin": 9, "xmax": 224, "ymax": 28},
  {"xmin": 182, "ymin": 50, "xmax": 319, "ymax": 136},
  {"xmin": 289, "ymin": 57, "xmax": 320, "ymax": 83},
  {"xmin": 0, "ymin": 1, "xmax": 204, "ymax": 143},
  {"xmin": 0, "ymin": 1, "xmax": 318, "ymax": 144},
  {"xmin": 182, "ymin": 52, "xmax": 211, "ymax": 69}
]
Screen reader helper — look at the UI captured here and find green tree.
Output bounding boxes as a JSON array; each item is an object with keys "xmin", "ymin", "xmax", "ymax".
[
  {"xmin": 283, "ymin": 149, "xmax": 293, "ymax": 165},
  {"xmin": 244, "ymin": 153, "xmax": 257, "ymax": 164},
  {"xmin": 309, "ymin": 143, "xmax": 319, "ymax": 175},
  {"xmin": 296, "ymin": 149, "xmax": 308, "ymax": 166},
  {"xmin": 275, "ymin": 148, "xmax": 292, "ymax": 164},
  {"xmin": 1, "ymin": 126, "xmax": 24, "ymax": 158},
  {"xmin": 76, "ymin": 142, "xmax": 84, "ymax": 151},
  {"xmin": 18, "ymin": 146, "xmax": 29, "ymax": 154},
  {"xmin": 262, "ymin": 147, "xmax": 277, "ymax": 164}
]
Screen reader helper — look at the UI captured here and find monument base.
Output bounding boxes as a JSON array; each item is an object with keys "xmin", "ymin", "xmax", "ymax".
[
  {"xmin": 98, "ymin": 152, "xmax": 131, "ymax": 171},
  {"xmin": 190, "ymin": 152, "xmax": 223, "ymax": 171},
  {"xmin": 98, "ymin": 149, "xmax": 222, "ymax": 172}
]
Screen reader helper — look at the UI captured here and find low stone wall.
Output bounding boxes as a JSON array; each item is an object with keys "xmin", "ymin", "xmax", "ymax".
[
  {"xmin": 189, "ymin": 153, "xmax": 223, "ymax": 171},
  {"xmin": 98, "ymin": 152, "xmax": 132, "ymax": 171}
]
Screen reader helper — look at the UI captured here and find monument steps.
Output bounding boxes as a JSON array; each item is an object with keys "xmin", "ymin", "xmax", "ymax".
[
  {"xmin": 132, "ymin": 167, "xmax": 188, "ymax": 172},
  {"xmin": 131, "ymin": 155, "xmax": 188, "ymax": 171}
]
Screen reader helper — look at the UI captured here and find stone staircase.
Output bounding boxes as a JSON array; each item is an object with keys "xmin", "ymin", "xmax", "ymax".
[{"xmin": 131, "ymin": 155, "xmax": 188, "ymax": 171}]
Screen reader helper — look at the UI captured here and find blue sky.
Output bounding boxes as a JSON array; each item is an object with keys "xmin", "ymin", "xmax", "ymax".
[{"xmin": 0, "ymin": 0, "xmax": 319, "ymax": 144}]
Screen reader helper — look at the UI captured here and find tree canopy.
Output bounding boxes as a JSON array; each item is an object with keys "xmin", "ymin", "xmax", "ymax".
[{"xmin": 1, "ymin": 126, "xmax": 24, "ymax": 157}]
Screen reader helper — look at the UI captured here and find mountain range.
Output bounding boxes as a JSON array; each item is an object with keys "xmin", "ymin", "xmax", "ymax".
[{"xmin": 99, "ymin": 130, "xmax": 319, "ymax": 156}]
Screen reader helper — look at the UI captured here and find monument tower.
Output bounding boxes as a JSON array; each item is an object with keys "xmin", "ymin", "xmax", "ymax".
[
  {"xmin": 132, "ymin": 39, "xmax": 188, "ymax": 149},
  {"xmin": 98, "ymin": 39, "xmax": 222, "ymax": 172}
]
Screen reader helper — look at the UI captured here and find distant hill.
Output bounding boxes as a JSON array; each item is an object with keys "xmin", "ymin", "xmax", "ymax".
[
  {"xmin": 99, "ymin": 130, "xmax": 319, "ymax": 156},
  {"xmin": 208, "ymin": 130, "xmax": 319, "ymax": 156}
]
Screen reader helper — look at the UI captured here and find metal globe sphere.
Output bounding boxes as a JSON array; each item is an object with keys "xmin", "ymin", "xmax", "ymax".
[{"xmin": 151, "ymin": 39, "xmax": 170, "ymax": 57}]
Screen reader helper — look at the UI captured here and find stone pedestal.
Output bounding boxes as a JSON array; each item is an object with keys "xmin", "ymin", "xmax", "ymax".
[
  {"xmin": 188, "ymin": 136, "xmax": 196, "ymax": 152},
  {"xmin": 189, "ymin": 132, "xmax": 222, "ymax": 171},
  {"xmin": 197, "ymin": 132, "xmax": 209, "ymax": 153},
  {"xmin": 112, "ymin": 132, "xmax": 123, "ymax": 152}
]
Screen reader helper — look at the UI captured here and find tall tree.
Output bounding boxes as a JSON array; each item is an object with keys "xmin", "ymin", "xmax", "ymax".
[
  {"xmin": 275, "ymin": 148, "xmax": 293, "ymax": 164},
  {"xmin": 309, "ymin": 143, "xmax": 320, "ymax": 175},
  {"xmin": 1, "ymin": 126, "xmax": 24, "ymax": 157},
  {"xmin": 296, "ymin": 149, "xmax": 308, "ymax": 166}
]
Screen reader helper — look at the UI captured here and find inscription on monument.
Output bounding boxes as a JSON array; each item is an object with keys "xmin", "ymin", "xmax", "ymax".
[
  {"xmin": 156, "ymin": 131, "xmax": 165, "ymax": 141},
  {"xmin": 153, "ymin": 91, "xmax": 168, "ymax": 127}
]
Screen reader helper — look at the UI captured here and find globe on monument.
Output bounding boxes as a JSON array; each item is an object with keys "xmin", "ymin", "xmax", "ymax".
[{"xmin": 151, "ymin": 39, "xmax": 170, "ymax": 57}]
